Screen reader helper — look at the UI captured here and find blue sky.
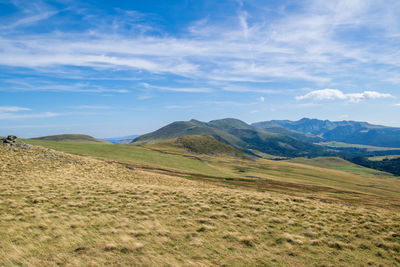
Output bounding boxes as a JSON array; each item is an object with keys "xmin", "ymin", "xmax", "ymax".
[{"xmin": 1, "ymin": 0, "xmax": 400, "ymax": 138}]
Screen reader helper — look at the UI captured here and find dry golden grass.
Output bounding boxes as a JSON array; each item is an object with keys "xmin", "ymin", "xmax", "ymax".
[{"xmin": 1, "ymin": 144, "xmax": 400, "ymax": 266}]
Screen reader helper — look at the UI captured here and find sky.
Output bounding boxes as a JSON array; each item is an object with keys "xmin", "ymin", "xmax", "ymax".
[{"xmin": 1, "ymin": 0, "xmax": 400, "ymax": 138}]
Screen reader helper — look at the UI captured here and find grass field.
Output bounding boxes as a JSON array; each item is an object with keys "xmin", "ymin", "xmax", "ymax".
[
  {"xmin": 24, "ymin": 139, "xmax": 400, "ymax": 208},
  {"xmin": 369, "ymin": 155, "xmax": 400, "ymax": 161},
  {"xmin": 1, "ymin": 140, "xmax": 400, "ymax": 266},
  {"xmin": 25, "ymin": 140, "xmax": 226, "ymax": 177},
  {"xmin": 318, "ymin": 141, "xmax": 400, "ymax": 151},
  {"xmin": 288, "ymin": 157, "xmax": 387, "ymax": 175}
]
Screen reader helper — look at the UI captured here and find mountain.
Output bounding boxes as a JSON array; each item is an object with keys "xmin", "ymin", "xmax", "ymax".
[
  {"xmin": 132, "ymin": 120, "xmax": 249, "ymax": 149},
  {"xmin": 251, "ymin": 121, "xmax": 323, "ymax": 143},
  {"xmin": 102, "ymin": 135, "xmax": 139, "ymax": 144},
  {"xmin": 132, "ymin": 118, "xmax": 327, "ymax": 157},
  {"xmin": 252, "ymin": 118, "xmax": 400, "ymax": 148},
  {"xmin": 31, "ymin": 134, "xmax": 108, "ymax": 143}
]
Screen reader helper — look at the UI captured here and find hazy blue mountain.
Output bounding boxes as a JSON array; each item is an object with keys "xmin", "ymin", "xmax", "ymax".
[
  {"xmin": 102, "ymin": 135, "xmax": 139, "ymax": 144},
  {"xmin": 252, "ymin": 118, "xmax": 400, "ymax": 148}
]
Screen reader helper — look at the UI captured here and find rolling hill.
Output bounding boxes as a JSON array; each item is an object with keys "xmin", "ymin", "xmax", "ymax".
[
  {"xmin": 31, "ymin": 134, "xmax": 108, "ymax": 143},
  {"xmin": 3, "ymin": 139, "xmax": 400, "ymax": 266},
  {"xmin": 132, "ymin": 118, "xmax": 327, "ymax": 157},
  {"xmin": 252, "ymin": 118, "xmax": 400, "ymax": 148}
]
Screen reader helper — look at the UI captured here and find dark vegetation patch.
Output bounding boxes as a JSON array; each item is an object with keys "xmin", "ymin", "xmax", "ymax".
[{"xmin": 349, "ymin": 157, "xmax": 400, "ymax": 176}]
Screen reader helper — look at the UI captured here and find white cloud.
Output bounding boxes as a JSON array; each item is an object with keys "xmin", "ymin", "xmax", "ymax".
[
  {"xmin": 2, "ymin": 80, "xmax": 130, "ymax": 93},
  {"xmin": 164, "ymin": 105, "xmax": 192, "ymax": 109},
  {"xmin": 222, "ymin": 86, "xmax": 276, "ymax": 94},
  {"xmin": 0, "ymin": 106, "xmax": 31, "ymax": 112},
  {"xmin": 296, "ymin": 89, "xmax": 393, "ymax": 102},
  {"xmin": 0, "ymin": 0, "xmax": 399, "ymax": 92},
  {"xmin": 258, "ymin": 96, "xmax": 265, "ymax": 102},
  {"xmin": 142, "ymin": 83, "xmax": 212, "ymax": 93},
  {"xmin": 347, "ymin": 91, "xmax": 394, "ymax": 103},
  {"xmin": 1, "ymin": 11, "xmax": 58, "ymax": 30},
  {"xmin": 0, "ymin": 112, "xmax": 60, "ymax": 120},
  {"xmin": 71, "ymin": 105, "xmax": 112, "ymax": 110},
  {"xmin": 296, "ymin": 89, "xmax": 346, "ymax": 101}
]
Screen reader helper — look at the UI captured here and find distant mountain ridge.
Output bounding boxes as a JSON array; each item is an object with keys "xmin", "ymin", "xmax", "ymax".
[
  {"xmin": 102, "ymin": 135, "xmax": 139, "ymax": 144},
  {"xmin": 252, "ymin": 118, "xmax": 400, "ymax": 148},
  {"xmin": 31, "ymin": 134, "xmax": 108, "ymax": 143},
  {"xmin": 132, "ymin": 118, "xmax": 327, "ymax": 157}
]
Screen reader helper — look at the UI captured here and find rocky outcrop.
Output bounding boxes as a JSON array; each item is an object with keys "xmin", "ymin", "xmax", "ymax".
[{"xmin": 1, "ymin": 135, "xmax": 33, "ymax": 150}]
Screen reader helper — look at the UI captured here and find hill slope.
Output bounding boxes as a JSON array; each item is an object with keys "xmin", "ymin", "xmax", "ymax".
[
  {"xmin": 251, "ymin": 122, "xmax": 323, "ymax": 143},
  {"xmin": 2, "ymin": 139, "xmax": 400, "ymax": 266},
  {"xmin": 174, "ymin": 135, "xmax": 244, "ymax": 156},
  {"xmin": 31, "ymin": 134, "xmax": 108, "ymax": 143},
  {"xmin": 252, "ymin": 118, "xmax": 400, "ymax": 147},
  {"xmin": 132, "ymin": 118, "xmax": 327, "ymax": 157}
]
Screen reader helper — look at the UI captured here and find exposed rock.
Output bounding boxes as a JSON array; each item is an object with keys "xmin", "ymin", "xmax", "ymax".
[
  {"xmin": 1, "ymin": 135, "xmax": 17, "ymax": 144},
  {"xmin": 1, "ymin": 135, "xmax": 33, "ymax": 150},
  {"xmin": 17, "ymin": 142, "xmax": 33, "ymax": 150}
]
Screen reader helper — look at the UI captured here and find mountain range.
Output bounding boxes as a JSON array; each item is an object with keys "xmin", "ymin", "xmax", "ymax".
[
  {"xmin": 252, "ymin": 118, "xmax": 400, "ymax": 148},
  {"xmin": 132, "ymin": 118, "xmax": 326, "ymax": 157},
  {"xmin": 31, "ymin": 118, "xmax": 400, "ymax": 159}
]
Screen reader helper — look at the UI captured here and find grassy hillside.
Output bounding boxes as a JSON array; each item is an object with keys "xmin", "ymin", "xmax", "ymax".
[
  {"xmin": 174, "ymin": 135, "xmax": 244, "ymax": 156},
  {"xmin": 24, "ymin": 139, "xmax": 400, "ymax": 206},
  {"xmin": 2, "ymin": 138, "xmax": 400, "ymax": 266},
  {"xmin": 350, "ymin": 156, "xmax": 400, "ymax": 177},
  {"xmin": 132, "ymin": 121, "xmax": 248, "ymax": 149},
  {"xmin": 252, "ymin": 123, "xmax": 323, "ymax": 143},
  {"xmin": 317, "ymin": 141, "xmax": 400, "ymax": 151},
  {"xmin": 288, "ymin": 157, "xmax": 388, "ymax": 175},
  {"xmin": 26, "ymin": 139, "xmax": 225, "ymax": 177},
  {"xmin": 206, "ymin": 118, "xmax": 326, "ymax": 157},
  {"xmin": 31, "ymin": 134, "xmax": 108, "ymax": 143},
  {"xmin": 369, "ymin": 155, "xmax": 400, "ymax": 161}
]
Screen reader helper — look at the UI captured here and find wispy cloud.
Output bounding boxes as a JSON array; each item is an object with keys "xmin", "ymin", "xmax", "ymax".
[
  {"xmin": 203, "ymin": 100, "xmax": 257, "ymax": 107},
  {"xmin": 1, "ymin": 10, "xmax": 58, "ymax": 31},
  {"xmin": 0, "ymin": 112, "xmax": 60, "ymax": 120},
  {"xmin": 296, "ymin": 89, "xmax": 394, "ymax": 103},
  {"xmin": 2, "ymin": 79, "xmax": 130, "ymax": 93},
  {"xmin": 222, "ymin": 85, "xmax": 277, "ymax": 94},
  {"xmin": 0, "ymin": 106, "xmax": 31, "ymax": 112},
  {"xmin": 142, "ymin": 83, "xmax": 212, "ymax": 93},
  {"xmin": 1, "ymin": 0, "xmax": 399, "ymax": 89},
  {"xmin": 70, "ymin": 105, "xmax": 112, "ymax": 110},
  {"xmin": 164, "ymin": 105, "xmax": 192, "ymax": 109},
  {"xmin": 1, "ymin": 0, "xmax": 59, "ymax": 31}
]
